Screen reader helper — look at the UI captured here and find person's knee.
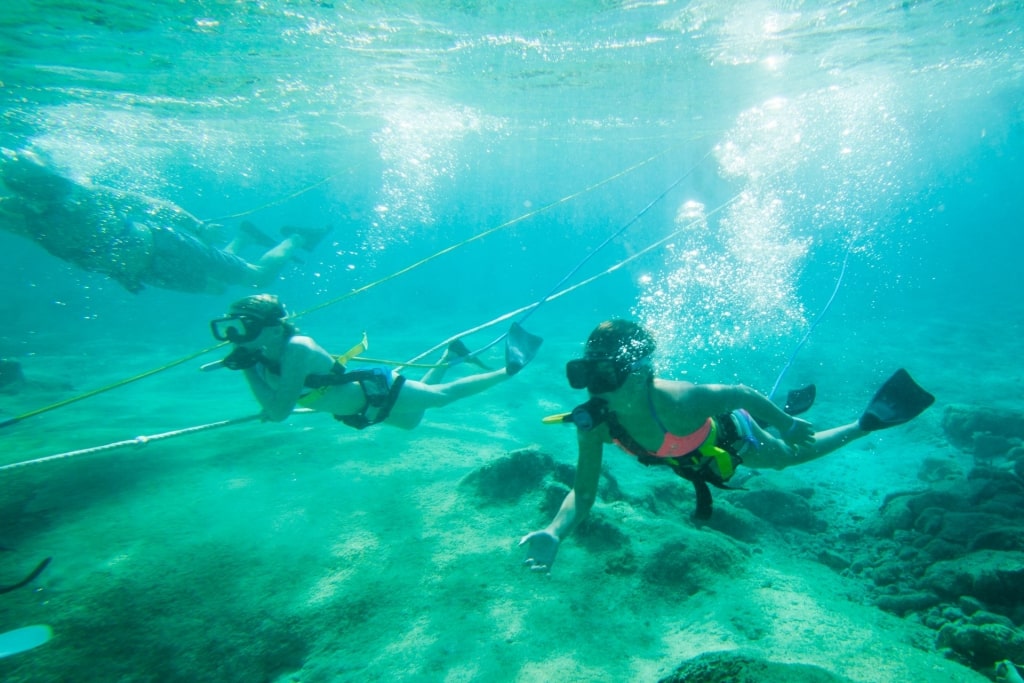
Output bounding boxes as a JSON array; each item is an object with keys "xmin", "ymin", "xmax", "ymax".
[
  {"xmin": 388, "ymin": 414, "xmax": 423, "ymax": 430},
  {"xmin": 744, "ymin": 439, "xmax": 796, "ymax": 470},
  {"xmin": 747, "ymin": 457, "xmax": 789, "ymax": 471}
]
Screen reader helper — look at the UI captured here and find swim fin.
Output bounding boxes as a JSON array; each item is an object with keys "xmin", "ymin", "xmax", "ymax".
[
  {"xmin": 239, "ymin": 220, "xmax": 278, "ymax": 248},
  {"xmin": 784, "ymin": 384, "xmax": 816, "ymax": 416},
  {"xmin": 505, "ymin": 322, "xmax": 542, "ymax": 376},
  {"xmin": 858, "ymin": 369, "xmax": 935, "ymax": 432},
  {"xmin": 0, "ymin": 624, "xmax": 53, "ymax": 658},
  {"xmin": 755, "ymin": 384, "xmax": 816, "ymax": 429},
  {"xmin": 281, "ymin": 224, "xmax": 333, "ymax": 251},
  {"xmin": 241, "ymin": 221, "xmax": 304, "ymax": 264},
  {"xmin": 447, "ymin": 339, "xmax": 490, "ymax": 370}
]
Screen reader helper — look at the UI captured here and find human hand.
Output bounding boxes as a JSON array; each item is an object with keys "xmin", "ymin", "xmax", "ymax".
[
  {"xmin": 222, "ymin": 346, "xmax": 261, "ymax": 371},
  {"xmin": 519, "ymin": 530, "xmax": 559, "ymax": 573},
  {"xmin": 782, "ymin": 417, "xmax": 815, "ymax": 448}
]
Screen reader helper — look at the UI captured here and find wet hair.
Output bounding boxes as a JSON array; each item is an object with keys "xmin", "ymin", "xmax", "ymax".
[
  {"xmin": 228, "ymin": 293, "xmax": 296, "ymax": 337},
  {"xmin": 583, "ymin": 320, "xmax": 656, "ymax": 365}
]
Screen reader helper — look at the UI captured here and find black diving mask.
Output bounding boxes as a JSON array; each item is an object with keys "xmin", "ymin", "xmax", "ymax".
[
  {"xmin": 566, "ymin": 358, "xmax": 628, "ymax": 394},
  {"xmin": 566, "ymin": 355, "xmax": 652, "ymax": 394},
  {"xmin": 210, "ymin": 314, "xmax": 272, "ymax": 344}
]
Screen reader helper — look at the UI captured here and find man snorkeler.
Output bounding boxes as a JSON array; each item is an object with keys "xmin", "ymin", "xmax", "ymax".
[{"xmin": 0, "ymin": 148, "xmax": 328, "ymax": 294}]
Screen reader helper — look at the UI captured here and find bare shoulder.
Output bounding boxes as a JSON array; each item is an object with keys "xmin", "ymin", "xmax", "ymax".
[
  {"xmin": 288, "ymin": 335, "xmax": 325, "ymax": 353},
  {"xmin": 285, "ymin": 335, "xmax": 335, "ymax": 370},
  {"xmin": 680, "ymin": 381, "xmax": 747, "ymax": 401},
  {"xmin": 651, "ymin": 378, "xmax": 726, "ymax": 432},
  {"xmin": 652, "ymin": 377, "xmax": 697, "ymax": 402}
]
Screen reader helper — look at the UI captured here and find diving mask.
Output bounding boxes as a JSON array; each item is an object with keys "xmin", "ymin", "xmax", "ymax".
[
  {"xmin": 566, "ymin": 355, "xmax": 652, "ymax": 394},
  {"xmin": 566, "ymin": 358, "xmax": 619, "ymax": 394},
  {"xmin": 210, "ymin": 314, "xmax": 276, "ymax": 344}
]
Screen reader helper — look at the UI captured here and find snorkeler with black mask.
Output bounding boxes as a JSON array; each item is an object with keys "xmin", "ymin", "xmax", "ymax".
[
  {"xmin": 520, "ymin": 319, "xmax": 934, "ymax": 573},
  {"xmin": 207, "ymin": 294, "xmax": 528, "ymax": 430}
]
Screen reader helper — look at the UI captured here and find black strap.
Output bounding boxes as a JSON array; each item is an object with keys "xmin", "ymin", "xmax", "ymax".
[
  {"xmin": 602, "ymin": 408, "xmax": 720, "ymax": 519},
  {"xmin": 371, "ymin": 374, "xmax": 406, "ymax": 425},
  {"xmin": 692, "ymin": 478, "xmax": 713, "ymax": 520},
  {"xmin": 570, "ymin": 397, "xmax": 737, "ymax": 518},
  {"xmin": 0, "ymin": 557, "xmax": 51, "ymax": 595},
  {"xmin": 303, "ymin": 361, "xmax": 347, "ymax": 388},
  {"xmin": 336, "ymin": 373, "xmax": 406, "ymax": 430},
  {"xmin": 645, "ymin": 457, "xmax": 714, "ymax": 519}
]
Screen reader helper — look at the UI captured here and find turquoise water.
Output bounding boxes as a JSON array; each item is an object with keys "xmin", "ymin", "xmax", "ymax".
[{"xmin": 1, "ymin": 2, "xmax": 1022, "ymax": 681}]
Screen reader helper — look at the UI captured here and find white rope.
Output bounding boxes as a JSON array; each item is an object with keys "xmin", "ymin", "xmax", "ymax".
[{"xmin": 0, "ymin": 409, "xmax": 313, "ymax": 472}]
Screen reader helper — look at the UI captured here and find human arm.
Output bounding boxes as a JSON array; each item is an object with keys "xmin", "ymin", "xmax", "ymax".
[
  {"xmin": 240, "ymin": 340, "xmax": 317, "ymax": 422},
  {"xmin": 240, "ymin": 364, "xmax": 281, "ymax": 419},
  {"xmin": 520, "ymin": 428, "xmax": 604, "ymax": 573}
]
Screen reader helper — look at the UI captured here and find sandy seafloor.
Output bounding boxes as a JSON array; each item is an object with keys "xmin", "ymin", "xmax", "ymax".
[{"xmin": 2, "ymin": 292, "xmax": 1020, "ymax": 682}]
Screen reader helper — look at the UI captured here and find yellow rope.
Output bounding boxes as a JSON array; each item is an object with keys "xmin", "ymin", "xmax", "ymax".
[
  {"xmin": 0, "ymin": 147, "xmax": 677, "ymax": 429},
  {"xmin": 0, "ymin": 341, "xmax": 228, "ymax": 429},
  {"xmin": 290, "ymin": 148, "xmax": 670, "ymax": 320},
  {"xmin": 200, "ymin": 174, "xmax": 341, "ymax": 225},
  {"xmin": 398, "ymin": 188, "xmax": 746, "ymax": 368}
]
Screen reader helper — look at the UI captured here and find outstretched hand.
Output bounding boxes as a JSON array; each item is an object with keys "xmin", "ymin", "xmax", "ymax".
[
  {"xmin": 519, "ymin": 530, "xmax": 559, "ymax": 574},
  {"xmin": 782, "ymin": 416, "xmax": 815, "ymax": 449}
]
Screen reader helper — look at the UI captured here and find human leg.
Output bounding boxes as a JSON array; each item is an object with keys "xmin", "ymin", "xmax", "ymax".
[
  {"xmin": 741, "ymin": 417, "xmax": 866, "ymax": 470},
  {"xmin": 420, "ymin": 340, "xmax": 488, "ymax": 385},
  {"xmin": 224, "ymin": 221, "xmax": 276, "ymax": 255},
  {"xmin": 249, "ymin": 226, "xmax": 332, "ymax": 286},
  {"xmin": 741, "ymin": 370, "xmax": 933, "ymax": 470},
  {"xmin": 385, "ymin": 367, "xmax": 509, "ymax": 429},
  {"xmin": 419, "ymin": 345, "xmax": 456, "ymax": 385},
  {"xmin": 249, "ymin": 235, "xmax": 305, "ymax": 285}
]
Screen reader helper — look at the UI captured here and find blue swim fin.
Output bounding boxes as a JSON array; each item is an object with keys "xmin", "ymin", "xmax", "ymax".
[
  {"xmin": 859, "ymin": 369, "xmax": 934, "ymax": 431},
  {"xmin": 0, "ymin": 625, "xmax": 52, "ymax": 658},
  {"xmin": 447, "ymin": 339, "xmax": 490, "ymax": 370},
  {"xmin": 505, "ymin": 323, "xmax": 542, "ymax": 376},
  {"xmin": 755, "ymin": 384, "xmax": 816, "ymax": 429},
  {"xmin": 784, "ymin": 384, "xmax": 816, "ymax": 416}
]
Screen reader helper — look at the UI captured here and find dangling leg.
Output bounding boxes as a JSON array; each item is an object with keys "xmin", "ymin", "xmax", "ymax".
[
  {"xmin": 384, "ymin": 367, "xmax": 509, "ymax": 429},
  {"xmin": 740, "ymin": 417, "xmax": 866, "ymax": 470},
  {"xmin": 744, "ymin": 370, "xmax": 933, "ymax": 470},
  {"xmin": 419, "ymin": 345, "xmax": 457, "ymax": 385},
  {"xmin": 248, "ymin": 226, "xmax": 332, "ymax": 286},
  {"xmin": 224, "ymin": 221, "xmax": 277, "ymax": 255},
  {"xmin": 248, "ymin": 235, "xmax": 306, "ymax": 286},
  {"xmin": 419, "ymin": 339, "xmax": 488, "ymax": 385},
  {"xmin": 423, "ymin": 368, "xmax": 508, "ymax": 405}
]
